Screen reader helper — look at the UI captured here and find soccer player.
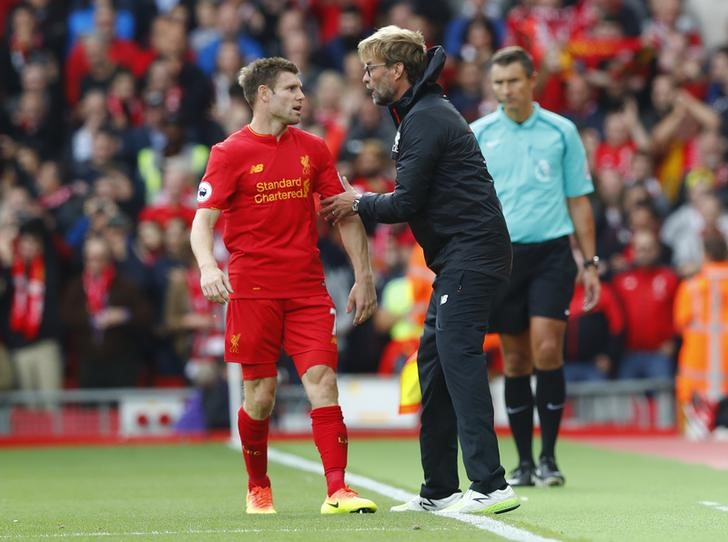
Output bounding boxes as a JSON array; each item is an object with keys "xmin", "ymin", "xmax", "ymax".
[
  {"xmin": 321, "ymin": 26, "xmax": 519, "ymax": 515},
  {"xmin": 470, "ymin": 46, "xmax": 601, "ymax": 487},
  {"xmin": 190, "ymin": 57, "xmax": 378, "ymax": 515}
]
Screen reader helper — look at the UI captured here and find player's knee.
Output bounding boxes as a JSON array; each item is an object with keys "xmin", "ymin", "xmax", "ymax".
[
  {"xmin": 504, "ymin": 350, "xmax": 532, "ymax": 377},
  {"xmin": 303, "ymin": 365, "xmax": 339, "ymax": 408},
  {"xmin": 533, "ymin": 339, "xmax": 562, "ymax": 367},
  {"xmin": 244, "ymin": 394, "xmax": 275, "ymax": 418},
  {"xmin": 244, "ymin": 382, "xmax": 277, "ymax": 418}
]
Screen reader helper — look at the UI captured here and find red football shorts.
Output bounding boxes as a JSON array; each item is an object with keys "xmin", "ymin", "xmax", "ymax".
[{"xmin": 225, "ymin": 294, "xmax": 338, "ymax": 380}]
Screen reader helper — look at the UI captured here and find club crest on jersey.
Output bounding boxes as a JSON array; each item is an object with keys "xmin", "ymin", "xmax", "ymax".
[
  {"xmin": 229, "ymin": 333, "xmax": 240, "ymax": 353},
  {"xmin": 300, "ymin": 154, "xmax": 311, "ymax": 175},
  {"xmin": 197, "ymin": 181, "xmax": 213, "ymax": 202}
]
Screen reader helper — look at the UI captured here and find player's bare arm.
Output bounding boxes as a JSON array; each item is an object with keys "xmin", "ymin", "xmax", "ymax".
[
  {"xmin": 567, "ymin": 195, "xmax": 601, "ymax": 311},
  {"xmin": 190, "ymin": 207, "xmax": 234, "ymax": 304},
  {"xmin": 336, "ymin": 213, "xmax": 377, "ymax": 326}
]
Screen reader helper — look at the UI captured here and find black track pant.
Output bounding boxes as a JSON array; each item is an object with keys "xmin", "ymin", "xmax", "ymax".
[{"xmin": 417, "ymin": 268, "xmax": 507, "ymax": 498}]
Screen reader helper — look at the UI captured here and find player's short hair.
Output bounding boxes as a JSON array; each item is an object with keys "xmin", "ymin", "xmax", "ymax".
[
  {"xmin": 358, "ymin": 25, "xmax": 426, "ymax": 84},
  {"xmin": 237, "ymin": 57, "xmax": 299, "ymax": 107},
  {"xmin": 490, "ymin": 46, "xmax": 535, "ymax": 77}
]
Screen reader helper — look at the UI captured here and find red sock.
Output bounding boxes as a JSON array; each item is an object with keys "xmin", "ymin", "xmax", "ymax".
[
  {"xmin": 311, "ymin": 405, "xmax": 348, "ymax": 496},
  {"xmin": 238, "ymin": 406, "xmax": 270, "ymax": 490}
]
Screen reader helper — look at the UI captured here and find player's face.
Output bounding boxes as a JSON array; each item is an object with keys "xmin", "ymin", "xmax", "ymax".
[
  {"xmin": 268, "ymin": 71, "xmax": 305, "ymax": 125},
  {"xmin": 362, "ymin": 57, "xmax": 397, "ymax": 105},
  {"xmin": 490, "ymin": 61, "xmax": 536, "ymax": 115}
]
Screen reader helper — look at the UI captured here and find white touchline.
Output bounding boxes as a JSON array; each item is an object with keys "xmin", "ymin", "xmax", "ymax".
[
  {"xmin": 268, "ymin": 448, "xmax": 562, "ymax": 542},
  {"xmin": 699, "ymin": 501, "xmax": 728, "ymax": 512},
  {"xmin": 0, "ymin": 527, "xmax": 450, "ymax": 539}
]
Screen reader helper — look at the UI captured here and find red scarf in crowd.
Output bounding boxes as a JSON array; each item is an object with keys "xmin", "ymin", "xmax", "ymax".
[
  {"xmin": 10, "ymin": 255, "xmax": 45, "ymax": 340},
  {"xmin": 83, "ymin": 265, "xmax": 116, "ymax": 316}
]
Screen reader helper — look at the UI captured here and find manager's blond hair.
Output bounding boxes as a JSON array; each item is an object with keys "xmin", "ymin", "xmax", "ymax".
[{"xmin": 358, "ymin": 25, "xmax": 426, "ymax": 84}]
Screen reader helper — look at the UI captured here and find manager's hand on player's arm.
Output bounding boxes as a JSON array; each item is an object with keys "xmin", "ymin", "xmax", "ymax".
[{"xmin": 320, "ymin": 176, "xmax": 358, "ymax": 225}]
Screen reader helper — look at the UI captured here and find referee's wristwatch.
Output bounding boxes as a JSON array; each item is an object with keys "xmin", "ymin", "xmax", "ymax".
[
  {"xmin": 583, "ymin": 255, "xmax": 600, "ymax": 270},
  {"xmin": 352, "ymin": 196, "xmax": 361, "ymax": 214}
]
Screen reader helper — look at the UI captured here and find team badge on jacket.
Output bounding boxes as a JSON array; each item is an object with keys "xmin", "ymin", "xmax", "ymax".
[{"xmin": 391, "ymin": 130, "xmax": 401, "ymax": 159}]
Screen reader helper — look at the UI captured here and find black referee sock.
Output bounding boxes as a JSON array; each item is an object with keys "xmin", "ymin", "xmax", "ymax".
[
  {"xmin": 504, "ymin": 375, "xmax": 535, "ymax": 465},
  {"xmin": 535, "ymin": 367, "xmax": 566, "ymax": 460}
]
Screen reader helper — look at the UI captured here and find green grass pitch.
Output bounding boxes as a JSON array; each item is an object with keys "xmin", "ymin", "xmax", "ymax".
[{"xmin": 2, "ymin": 438, "xmax": 728, "ymax": 541}]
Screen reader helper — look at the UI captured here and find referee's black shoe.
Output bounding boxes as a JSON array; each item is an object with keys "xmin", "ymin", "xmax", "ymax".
[
  {"xmin": 506, "ymin": 461, "xmax": 535, "ymax": 487},
  {"xmin": 535, "ymin": 456, "xmax": 565, "ymax": 487}
]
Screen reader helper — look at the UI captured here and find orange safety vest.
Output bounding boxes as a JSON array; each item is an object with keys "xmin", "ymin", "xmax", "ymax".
[
  {"xmin": 397, "ymin": 248, "xmax": 504, "ymax": 413},
  {"xmin": 674, "ymin": 262, "xmax": 728, "ymax": 404},
  {"xmin": 378, "ymin": 247, "xmax": 433, "ymax": 375},
  {"xmin": 406, "ymin": 245, "xmax": 435, "ymax": 328}
]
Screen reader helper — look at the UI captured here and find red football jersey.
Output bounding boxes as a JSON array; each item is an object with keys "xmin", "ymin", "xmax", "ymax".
[
  {"xmin": 197, "ymin": 126, "xmax": 344, "ymax": 298},
  {"xmin": 612, "ymin": 266, "xmax": 679, "ymax": 351}
]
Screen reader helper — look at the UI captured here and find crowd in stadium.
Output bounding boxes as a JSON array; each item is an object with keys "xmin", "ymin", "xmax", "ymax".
[{"xmin": 1, "ymin": 0, "xmax": 728, "ymax": 411}]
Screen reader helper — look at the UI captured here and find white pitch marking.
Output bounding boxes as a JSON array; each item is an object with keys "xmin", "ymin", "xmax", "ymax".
[
  {"xmin": 0, "ymin": 526, "xmax": 453, "ymax": 539},
  {"xmin": 699, "ymin": 501, "xmax": 728, "ymax": 512},
  {"xmin": 268, "ymin": 448, "xmax": 561, "ymax": 542}
]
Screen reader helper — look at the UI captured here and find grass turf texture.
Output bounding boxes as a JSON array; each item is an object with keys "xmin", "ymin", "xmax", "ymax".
[{"xmin": 0, "ymin": 438, "xmax": 727, "ymax": 541}]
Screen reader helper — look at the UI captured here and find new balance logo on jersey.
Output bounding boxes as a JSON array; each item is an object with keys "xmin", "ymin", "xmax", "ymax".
[{"xmin": 250, "ymin": 163, "xmax": 264, "ymax": 173}]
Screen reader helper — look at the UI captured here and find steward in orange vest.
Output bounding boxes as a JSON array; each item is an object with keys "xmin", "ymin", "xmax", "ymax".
[{"xmin": 674, "ymin": 231, "xmax": 728, "ymax": 406}]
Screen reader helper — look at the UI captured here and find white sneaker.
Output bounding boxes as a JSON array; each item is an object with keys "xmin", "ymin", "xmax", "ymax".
[
  {"xmin": 390, "ymin": 492, "xmax": 462, "ymax": 512},
  {"xmin": 440, "ymin": 486, "xmax": 520, "ymax": 515}
]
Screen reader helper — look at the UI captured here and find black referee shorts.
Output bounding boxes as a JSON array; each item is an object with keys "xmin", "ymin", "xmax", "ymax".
[{"xmin": 489, "ymin": 236, "xmax": 577, "ymax": 335}]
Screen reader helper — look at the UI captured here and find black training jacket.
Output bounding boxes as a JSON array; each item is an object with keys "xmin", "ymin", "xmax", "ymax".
[{"xmin": 357, "ymin": 46, "xmax": 511, "ymax": 277}]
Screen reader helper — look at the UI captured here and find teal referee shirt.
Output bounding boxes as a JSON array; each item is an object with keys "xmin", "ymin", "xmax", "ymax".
[{"xmin": 470, "ymin": 103, "xmax": 594, "ymax": 243}]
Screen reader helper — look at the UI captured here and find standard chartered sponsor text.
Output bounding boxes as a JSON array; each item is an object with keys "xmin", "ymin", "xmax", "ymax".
[{"xmin": 255, "ymin": 177, "xmax": 310, "ymax": 204}]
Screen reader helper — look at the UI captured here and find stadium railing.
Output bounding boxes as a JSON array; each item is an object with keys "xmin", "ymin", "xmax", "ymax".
[
  {"xmin": 0, "ymin": 376, "xmax": 676, "ymax": 443},
  {"xmin": 0, "ymin": 388, "xmax": 195, "ymax": 442}
]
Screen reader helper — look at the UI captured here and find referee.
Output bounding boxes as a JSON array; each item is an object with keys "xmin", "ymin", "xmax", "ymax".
[
  {"xmin": 471, "ymin": 46, "xmax": 601, "ymax": 487},
  {"xmin": 322, "ymin": 26, "xmax": 518, "ymax": 515}
]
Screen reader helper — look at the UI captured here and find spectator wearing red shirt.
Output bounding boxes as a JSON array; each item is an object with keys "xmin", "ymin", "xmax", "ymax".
[
  {"xmin": 563, "ymin": 257, "xmax": 625, "ymax": 382},
  {"xmin": 65, "ymin": 4, "xmax": 153, "ymax": 106},
  {"xmin": 190, "ymin": 57, "xmax": 377, "ymax": 515},
  {"xmin": 139, "ymin": 159, "xmax": 197, "ymax": 228},
  {"xmin": 504, "ymin": 0, "xmax": 578, "ymax": 112},
  {"xmin": 595, "ymin": 101, "xmax": 650, "ymax": 179},
  {"xmin": 612, "ymin": 229, "xmax": 680, "ymax": 379}
]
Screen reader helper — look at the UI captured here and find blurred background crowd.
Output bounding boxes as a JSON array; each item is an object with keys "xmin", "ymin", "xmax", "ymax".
[{"xmin": 1, "ymin": 0, "xmax": 728, "ymax": 425}]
